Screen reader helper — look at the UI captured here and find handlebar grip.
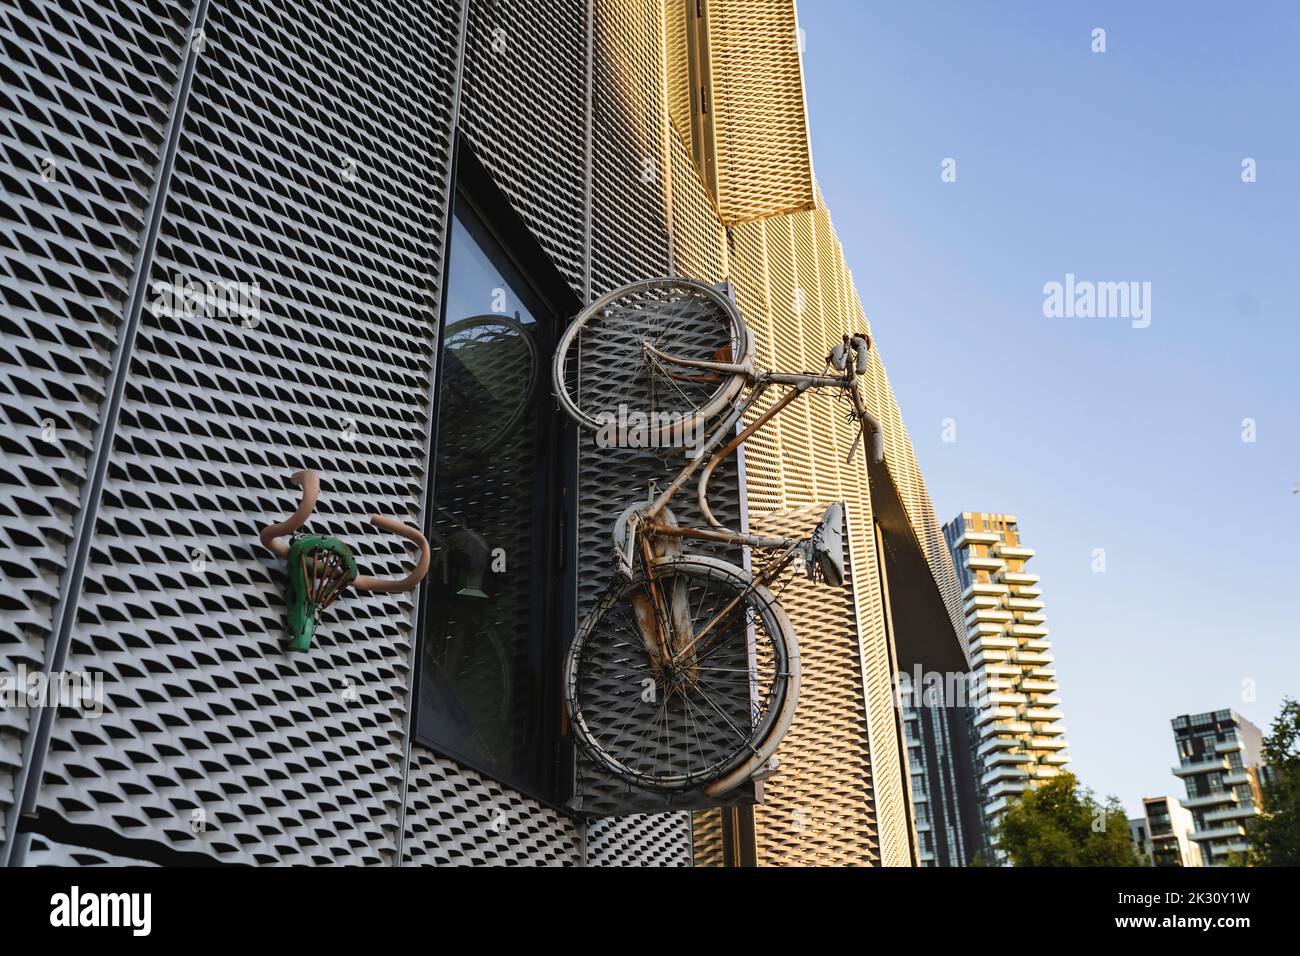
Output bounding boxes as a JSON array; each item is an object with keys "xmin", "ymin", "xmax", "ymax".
[{"xmin": 852, "ymin": 336, "xmax": 870, "ymax": 375}]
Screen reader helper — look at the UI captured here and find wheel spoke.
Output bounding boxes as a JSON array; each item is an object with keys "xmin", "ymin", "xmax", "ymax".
[{"xmin": 570, "ymin": 560, "xmax": 789, "ymax": 789}]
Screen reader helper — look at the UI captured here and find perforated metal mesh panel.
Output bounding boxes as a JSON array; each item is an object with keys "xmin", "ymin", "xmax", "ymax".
[
  {"xmin": 0, "ymin": 0, "xmax": 190, "ymax": 852},
  {"xmin": 690, "ymin": 806, "xmax": 726, "ymax": 866},
  {"xmin": 705, "ymin": 0, "xmax": 815, "ymax": 224},
  {"xmin": 661, "ymin": 0, "xmax": 814, "ymax": 226},
  {"xmin": 669, "ymin": 128, "xmax": 727, "ymax": 282},
  {"xmin": 459, "ymin": 0, "xmax": 586, "ymax": 291},
  {"xmin": 23, "ymin": 835, "xmax": 156, "ymax": 867},
  {"xmin": 747, "ymin": 505, "xmax": 879, "ymax": 865},
  {"xmin": 662, "ymin": 0, "xmax": 691, "ymax": 147},
  {"xmin": 31, "ymin": 0, "xmax": 460, "ymax": 865},
  {"xmin": 402, "ymin": 747, "xmax": 580, "ymax": 865},
  {"xmin": 591, "ymin": 0, "xmax": 671, "ymax": 292},
  {"xmin": 586, "ymin": 811, "xmax": 692, "ymax": 866}
]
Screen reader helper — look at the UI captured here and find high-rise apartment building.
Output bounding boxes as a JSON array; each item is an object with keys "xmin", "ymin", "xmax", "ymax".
[
  {"xmin": 1131, "ymin": 796, "xmax": 1203, "ymax": 867},
  {"xmin": 1170, "ymin": 710, "xmax": 1268, "ymax": 866},
  {"xmin": 900, "ymin": 675, "xmax": 979, "ymax": 866},
  {"xmin": 942, "ymin": 513, "xmax": 1070, "ymax": 860}
]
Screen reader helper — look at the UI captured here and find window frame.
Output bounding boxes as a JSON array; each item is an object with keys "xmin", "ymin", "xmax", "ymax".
[{"xmin": 412, "ymin": 133, "xmax": 580, "ymax": 811}]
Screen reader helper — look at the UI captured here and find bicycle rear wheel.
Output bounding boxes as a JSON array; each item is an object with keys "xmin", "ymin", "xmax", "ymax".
[
  {"xmin": 552, "ymin": 278, "xmax": 752, "ymax": 443},
  {"xmin": 565, "ymin": 554, "xmax": 799, "ymax": 794}
]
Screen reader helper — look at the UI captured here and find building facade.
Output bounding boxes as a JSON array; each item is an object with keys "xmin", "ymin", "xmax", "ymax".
[
  {"xmin": 942, "ymin": 512, "xmax": 1069, "ymax": 861},
  {"xmin": 899, "ymin": 672, "xmax": 978, "ymax": 866},
  {"xmin": 0, "ymin": 0, "xmax": 964, "ymax": 867},
  {"xmin": 1170, "ymin": 709, "xmax": 1267, "ymax": 866},
  {"xmin": 1131, "ymin": 795, "xmax": 1202, "ymax": 867}
]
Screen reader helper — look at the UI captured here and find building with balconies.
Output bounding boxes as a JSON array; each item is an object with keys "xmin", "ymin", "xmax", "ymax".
[
  {"xmin": 1169, "ymin": 710, "xmax": 1268, "ymax": 866},
  {"xmin": 1131, "ymin": 796, "xmax": 1202, "ymax": 867},
  {"xmin": 942, "ymin": 512, "xmax": 1070, "ymax": 862}
]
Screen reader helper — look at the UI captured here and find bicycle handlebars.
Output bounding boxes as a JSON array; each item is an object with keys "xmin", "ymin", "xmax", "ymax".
[
  {"xmin": 828, "ymin": 333, "xmax": 884, "ymax": 466},
  {"xmin": 260, "ymin": 469, "xmax": 431, "ymax": 593}
]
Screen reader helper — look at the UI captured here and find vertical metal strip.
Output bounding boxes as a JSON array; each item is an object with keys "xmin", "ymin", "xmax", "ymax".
[
  {"xmin": 582, "ymin": 0, "xmax": 595, "ymax": 304},
  {"xmin": 576, "ymin": 0, "xmax": 595, "ymax": 862},
  {"xmin": 3, "ymin": 0, "xmax": 212, "ymax": 867},
  {"xmin": 688, "ymin": 0, "xmax": 719, "ymax": 200},
  {"xmin": 393, "ymin": 0, "xmax": 472, "ymax": 869},
  {"xmin": 658, "ymin": 0, "xmax": 675, "ymax": 276}
]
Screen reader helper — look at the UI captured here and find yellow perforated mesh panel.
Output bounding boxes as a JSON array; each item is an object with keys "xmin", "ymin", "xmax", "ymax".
[
  {"xmin": 675, "ymin": 179, "xmax": 964, "ymax": 864},
  {"xmin": 664, "ymin": 0, "xmax": 815, "ymax": 225}
]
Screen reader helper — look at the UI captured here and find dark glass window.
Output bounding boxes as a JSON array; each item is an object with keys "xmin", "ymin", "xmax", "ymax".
[{"xmin": 415, "ymin": 191, "xmax": 562, "ymax": 801}]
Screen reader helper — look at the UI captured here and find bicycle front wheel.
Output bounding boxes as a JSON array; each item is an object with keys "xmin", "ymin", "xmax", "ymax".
[
  {"xmin": 565, "ymin": 554, "xmax": 799, "ymax": 794},
  {"xmin": 552, "ymin": 278, "xmax": 752, "ymax": 443}
]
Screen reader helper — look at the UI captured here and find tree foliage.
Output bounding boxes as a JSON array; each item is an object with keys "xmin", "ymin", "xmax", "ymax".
[
  {"xmin": 993, "ymin": 772, "xmax": 1143, "ymax": 866},
  {"xmin": 1248, "ymin": 697, "xmax": 1300, "ymax": 866}
]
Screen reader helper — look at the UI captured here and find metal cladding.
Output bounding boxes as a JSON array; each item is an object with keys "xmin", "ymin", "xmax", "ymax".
[
  {"xmin": 664, "ymin": 0, "xmax": 815, "ymax": 225},
  {"xmin": 13, "ymin": 0, "xmax": 459, "ymax": 866},
  {"xmin": 747, "ymin": 505, "xmax": 881, "ymax": 866},
  {"xmin": 678, "ymin": 192, "xmax": 967, "ymax": 865},
  {"xmin": 1, "ymin": 0, "xmax": 962, "ymax": 867},
  {"xmin": 0, "ymin": 0, "xmax": 191, "ymax": 858},
  {"xmin": 705, "ymin": 0, "xmax": 816, "ymax": 224}
]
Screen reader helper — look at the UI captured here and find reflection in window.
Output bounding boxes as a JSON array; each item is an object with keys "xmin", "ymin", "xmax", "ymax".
[{"xmin": 417, "ymin": 196, "xmax": 555, "ymax": 798}]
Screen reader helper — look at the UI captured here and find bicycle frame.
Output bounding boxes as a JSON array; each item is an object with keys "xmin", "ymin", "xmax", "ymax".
[
  {"xmin": 635, "ymin": 363, "xmax": 871, "ymax": 556},
  {"xmin": 618, "ymin": 351, "xmax": 879, "ymax": 694}
]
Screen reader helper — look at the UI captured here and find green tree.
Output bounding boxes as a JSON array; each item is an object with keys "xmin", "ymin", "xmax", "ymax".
[
  {"xmin": 1247, "ymin": 697, "xmax": 1300, "ymax": 866},
  {"xmin": 993, "ymin": 772, "xmax": 1143, "ymax": 866}
]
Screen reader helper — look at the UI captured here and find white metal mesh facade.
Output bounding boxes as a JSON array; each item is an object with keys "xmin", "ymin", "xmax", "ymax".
[{"xmin": 0, "ymin": 0, "xmax": 191, "ymax": 859}]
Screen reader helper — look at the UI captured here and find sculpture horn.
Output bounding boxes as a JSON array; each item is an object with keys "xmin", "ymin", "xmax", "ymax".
[
  {"xmin": 260, "ymin": 469, "xmax": 320, "ymax": 559},
  {"xmin": 352, "ymin": 514, "xmax": 432, "ymax": 593}
]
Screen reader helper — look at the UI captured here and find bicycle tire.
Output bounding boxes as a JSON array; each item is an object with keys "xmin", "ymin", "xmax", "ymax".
[
  {"xmin": 552, "ymin": 278, "xmax": 753, "ymax": 443},
  {"xmin": 565, "ymin": 554, "xmax": 799, "ymax": 794}
]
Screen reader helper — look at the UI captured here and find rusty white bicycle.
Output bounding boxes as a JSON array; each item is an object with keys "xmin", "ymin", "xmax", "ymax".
[{"xmin": 553, "ymin": 278, "xmax": 882, "ymax": 795}]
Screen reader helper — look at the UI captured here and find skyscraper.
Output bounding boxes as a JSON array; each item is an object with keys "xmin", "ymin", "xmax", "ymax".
[
  {"xmin": 943, "ymin": 512, "xmax": 1070, "ymax": 861},
  {"xmin": 900, "ymin": 673, "xmax": 980, "ymax": 866},
  {"xmin": 1170, "ymin": 709, "xmax": 1268, "ymax": 866}
]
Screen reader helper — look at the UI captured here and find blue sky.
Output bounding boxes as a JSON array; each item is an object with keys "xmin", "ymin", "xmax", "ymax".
[{"xmin": 795, "ymin": 1, "xmax": 1300, "ymax": 813}]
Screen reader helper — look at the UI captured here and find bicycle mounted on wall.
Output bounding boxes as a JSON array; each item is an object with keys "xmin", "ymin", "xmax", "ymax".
[{"xmin": 552, "ymin": 277, "xmax": 884, "ymax": 797}]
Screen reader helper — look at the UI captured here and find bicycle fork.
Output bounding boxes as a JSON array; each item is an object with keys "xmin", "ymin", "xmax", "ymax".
[
  {"xmin": 636, "ymin": 535, "xmax": 802, "ymax": 695},
  {"xmin": 630, "ymin": 528, "xmax": 700, "ymax": 691}
]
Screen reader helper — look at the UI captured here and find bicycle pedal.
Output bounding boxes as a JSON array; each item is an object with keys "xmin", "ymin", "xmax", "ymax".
[{"xmin": 810, "ymin": 502, "xmax": 846, "ymax": 588}]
